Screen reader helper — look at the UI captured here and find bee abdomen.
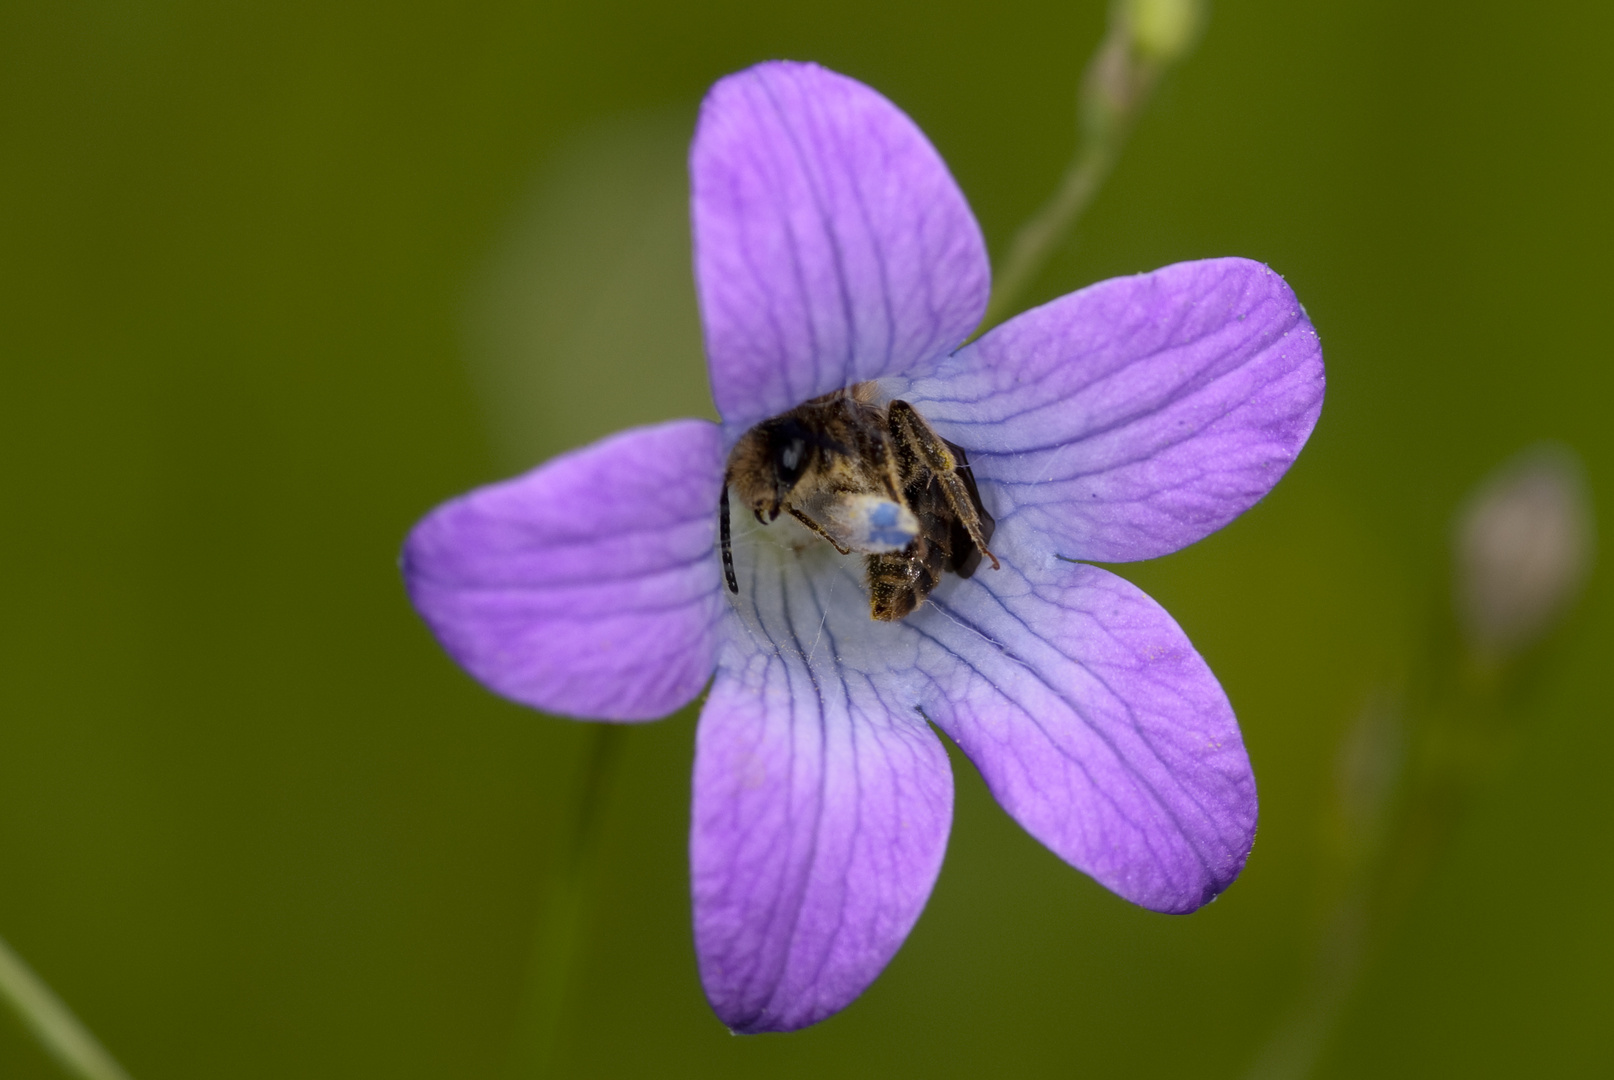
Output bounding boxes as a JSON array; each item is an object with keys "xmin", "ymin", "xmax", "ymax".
[
  {"xmin": 866, "ymin": 547, "xmax": 942, "ymax": 622},
  {"xmin": 867, "ymin": 553, "xmax": 921, "ymax": 621}
]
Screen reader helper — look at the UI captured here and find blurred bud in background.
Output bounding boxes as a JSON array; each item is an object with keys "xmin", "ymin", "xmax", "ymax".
[
  {"xmin": 1124, "ymin": 0, "xmax": 1206, "ymax": 64},
  {"xmin": 1083, "ymin": 0, "xmax": 1205, "ymax": 140},
  {"xmin": 1453, "ymin": 445, "xmax": 1595, "ymax": 659}
]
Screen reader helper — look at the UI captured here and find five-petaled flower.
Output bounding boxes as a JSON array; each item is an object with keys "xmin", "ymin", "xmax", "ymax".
[{"xmin": 403, "ymin": 61, "xmax": 1324, "ymax": 1033}]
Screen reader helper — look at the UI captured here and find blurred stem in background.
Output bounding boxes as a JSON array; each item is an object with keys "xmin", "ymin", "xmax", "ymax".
[
  {"xmin": 0, "ymin": 935, "xmax": 133, "ymax": 1080},
  {"xmin": 983, "ymin": 0, "xmax": 1205, "ymax": 327},
  {"xmin": 1247, "ymin": 446, "xmax": 1595, "ymax": 1080},
  {"xmin": 508, "ymin": 723, "xmax": 623, "ymax": 1079}
]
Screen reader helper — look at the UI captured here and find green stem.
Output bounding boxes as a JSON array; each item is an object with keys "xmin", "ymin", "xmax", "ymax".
[
  {"xmin": 982, "ymin": 6, "xmax": 1181, "ymax": 328},
  {"xmin": 1245, "ymin": 647, "xmax": 1517, "ymax": 1079},
  {"xmin": 1243, "ymin": 887, "xmax": 1369, "ymax": 1080},
  {"xmin": 0, "ymin": 934, "xmax": 132, "ymax": 1080},
  {"xmin": 507, "ymin": 723, "xmax": 622, "ymax": 1079},
  {"xmin": 985, "ymin": 135, "xmax": 1126, "ymax": 329}
]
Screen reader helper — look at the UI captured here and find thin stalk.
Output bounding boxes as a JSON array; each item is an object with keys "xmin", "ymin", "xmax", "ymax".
[
  {"xmin": 985, "ymin": 127, "xmax": 1128, "ymax": 329},
  {"xmin": 1246, "ymin": 638, "xmax": 1528, "ymax": 1078},
  {"xmin": 1247, "ymin": 446, "xmax": 1592, "ymax": 1078},
  {"xmin": 506, "ymin": 723, "xmax": 623, "ymax": 1079},
  {"xmin": 0, "ymin": 934, "xmax": 132, "ymax": 1080},
  {"xmin": 984, "ymin": 0, "xmax": 1199, "ymax": 327}
]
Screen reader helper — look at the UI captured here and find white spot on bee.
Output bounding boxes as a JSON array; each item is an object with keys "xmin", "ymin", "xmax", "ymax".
[{"xmin": 822, "ymin": 494, "xmax": 920, "ymax": 554}]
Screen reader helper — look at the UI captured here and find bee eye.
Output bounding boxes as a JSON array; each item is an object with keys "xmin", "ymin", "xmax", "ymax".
[{"xmin": 769, "ymin": 428, "xmax": 809, "ymax": 486}]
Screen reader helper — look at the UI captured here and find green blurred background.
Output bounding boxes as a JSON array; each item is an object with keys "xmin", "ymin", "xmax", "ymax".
[{"xmin": 3, "ymin": 0, "xmax": 1609, "ymax": 1076}]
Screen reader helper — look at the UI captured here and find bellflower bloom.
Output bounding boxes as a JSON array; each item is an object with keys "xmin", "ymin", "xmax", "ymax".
[{"xmin": 404, "ymin": 62, "xmax": 1324, "ymax": 1033}]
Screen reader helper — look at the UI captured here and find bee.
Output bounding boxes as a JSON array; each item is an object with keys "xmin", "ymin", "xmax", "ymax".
[{"xmin": 721, "ymin": 384, "xmax": 998, "ymax": 621}]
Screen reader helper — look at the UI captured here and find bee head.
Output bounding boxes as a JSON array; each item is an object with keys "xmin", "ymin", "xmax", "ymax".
[{"xmin": 726, "ymin": 417, "xmax": 818, "ymax": 522}]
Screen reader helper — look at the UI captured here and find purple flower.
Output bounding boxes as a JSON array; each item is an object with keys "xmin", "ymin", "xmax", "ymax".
[{"xmin": 404, "ymin": 61, "xmax": 1324, "ymax": 1033}]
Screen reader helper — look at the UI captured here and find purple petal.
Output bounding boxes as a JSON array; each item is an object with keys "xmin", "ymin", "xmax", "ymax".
[
  {"xmin": 402, "ymin": 420, "xmax": 727, "ymax": 721},
  {"xmin": 693, "ymin": 524, "xmax": 952, "ymax": 1033},
  {"xmin": 692, "ymin": 61, "xmax": 990, "ymax": 437},
  {"xmin": 907, "ymin": 537, "xmax": 1255, "ymax": 913},
  {"xmin": 888, "ymin": 258, "xmax": 1324, "ymax": 562}
]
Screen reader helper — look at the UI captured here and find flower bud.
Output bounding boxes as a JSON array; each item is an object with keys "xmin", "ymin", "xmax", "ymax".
[
  {"xmin": 1453, "ymin": 445, "xmax": 1595, "ymax": 656},
  {"xmin": 1124, "ymin": 0, "xmax": 1205, "ymax": 64}
]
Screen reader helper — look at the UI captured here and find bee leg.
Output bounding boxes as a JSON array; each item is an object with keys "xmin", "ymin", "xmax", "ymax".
[
  {"xmin": 720, "ymin": 485, "xmax": 739, "ymax": 594},
  {"xmin": 786, "ymin": 506, "xmax": 853, "ymax": 555},
  {"xmin": 887, "ymin": 400, "xmax": 1000, "ymax": 570},
  {"xmin": 866, "ymin": 426, "xmax": 904, "ymax": 502},
  {"xmin": 941, "ymin": 438, "xmax": 995, "ymax": 578}
]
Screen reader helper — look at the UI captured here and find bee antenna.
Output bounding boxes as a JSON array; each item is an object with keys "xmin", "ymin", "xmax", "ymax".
[{"xmin": 719, "ymin": 485, "xmax": 739, "ymax": 594}]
